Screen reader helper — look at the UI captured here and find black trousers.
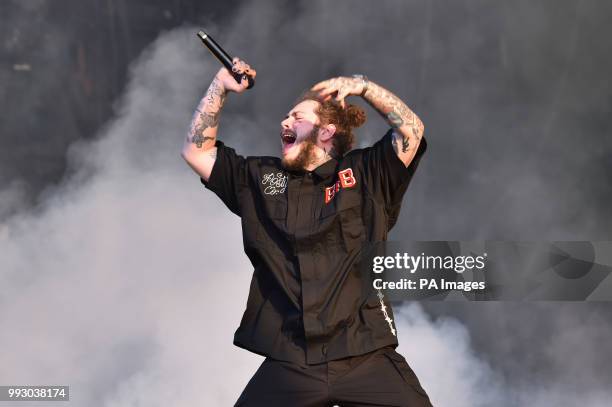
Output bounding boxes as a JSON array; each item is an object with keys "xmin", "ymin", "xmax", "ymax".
[{"xmin": 235, "ymin": 346, "xmax": 433, "ymax": 407}]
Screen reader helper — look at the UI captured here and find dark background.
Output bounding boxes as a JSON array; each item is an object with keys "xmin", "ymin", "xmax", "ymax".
[{"xmin": 1, "ymin": 0, "xmax": 237, "ymax": 213}]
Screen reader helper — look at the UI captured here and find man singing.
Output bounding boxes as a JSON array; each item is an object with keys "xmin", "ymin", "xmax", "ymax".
[{"xmin": 182, "ymin": 58, "xmax": 432, "ymax": 406}]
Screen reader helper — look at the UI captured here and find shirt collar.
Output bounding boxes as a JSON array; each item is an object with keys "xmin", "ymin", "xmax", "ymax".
[
  {"xmin": 282, "ymin": 157, "xmax": 338, "ymax": 180},
  {"xmin": 312, "ymin": 157, "xmax": 338, "ymax": 180}
]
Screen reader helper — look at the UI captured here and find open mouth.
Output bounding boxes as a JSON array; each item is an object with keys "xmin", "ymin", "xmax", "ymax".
[{"xmin": 281, "ymin": 131, "xmax": 297, "ymax": 147}]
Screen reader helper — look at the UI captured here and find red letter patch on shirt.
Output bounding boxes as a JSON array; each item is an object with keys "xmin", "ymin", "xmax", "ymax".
[
  {"xmin": 325, "ymin": 185, "xmax": 336, "ymax": 203},
  {"xmin": 338, "ymin": 168, "xmax": 357, "ymax": 188},
  {"xmin": 325, "ymin": 168, "xmax": 357, "ymax": 204}
]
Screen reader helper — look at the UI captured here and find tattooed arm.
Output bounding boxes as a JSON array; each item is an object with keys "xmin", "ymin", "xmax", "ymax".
[
  {"xmin": 181, "ymin": 57, "xmax": 255, "ymax": 181},
  {"xmin": 311, "ymin": 76, "xmax": 424, "ymax": 167},
  {"xmin": 362, "ymin": 81, "xmax": 424, "ymax": 166},
  {"xmin": 186, "ymin": 77, "xmax": 226, "ymax": 150}
]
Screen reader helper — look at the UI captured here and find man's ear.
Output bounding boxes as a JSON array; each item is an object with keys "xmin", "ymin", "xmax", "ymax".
[{"xmin": 318, "ymin": 124, "xmax": 336, "ymax": 142}]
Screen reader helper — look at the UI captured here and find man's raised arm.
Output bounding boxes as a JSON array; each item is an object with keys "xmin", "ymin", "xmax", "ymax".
[
  {"xmin": 361, "ymin": 79, "xmax": 424, "ymax": 167},
  {"xmin": 311, "ymin": 76, "xmax": 425, "ymax": 167},
  {"xmin": 181, "ymin": 58, "xmax": 255, "ymax": 181}
]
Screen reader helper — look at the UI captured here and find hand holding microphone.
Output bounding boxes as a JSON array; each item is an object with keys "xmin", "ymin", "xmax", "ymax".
[
  {"xmin": 197, "ymin": 30, "xmax": 256, "ymax": 93},
  {"xmin": 216, "ymin": 57, "xmax": 256, "ymax": 93}
]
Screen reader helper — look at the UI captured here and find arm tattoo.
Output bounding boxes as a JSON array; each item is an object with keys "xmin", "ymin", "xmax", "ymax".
[
  {"xmin": 392, "ymin": 131, "xmax": 410, "ymax": 153},
  {"xmin": 401, "ymin": 135, "xmax": 410, "ymax": 153},
  {"xmin": 193, "ymin": 134, "xmax": 215, "ymax": 148},
  {"xmin": 192, "ymin": 111, "xmax": 219, "ymax": 147},
  {"xmin": 387, "ymin": 111, "xmax": 404, "ymax": 128},
  {"xmin": 205, "ymin": 78, "xmax": 226, "ymax": 106},
  {"xmin": 188, "ymin": 77, "xmax": 227, "ymax": 149},
  {"xmin": 363, "ymin": 82, "xmax": 424, "ymax": 152}
]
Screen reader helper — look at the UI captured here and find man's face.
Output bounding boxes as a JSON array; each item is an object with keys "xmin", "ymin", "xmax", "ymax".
[{"xmin": 280, "ymin": 100, "xmax": 321, "ymax": 170}]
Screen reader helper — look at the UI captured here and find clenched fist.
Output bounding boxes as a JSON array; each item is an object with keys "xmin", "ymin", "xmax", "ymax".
[{"xmin": 215, "ymin": 57, "xmax": 256, "ymax": 93}]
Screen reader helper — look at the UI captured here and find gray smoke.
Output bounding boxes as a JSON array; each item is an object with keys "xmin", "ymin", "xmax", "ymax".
[
  {"xmin": 0, "ymin": 25, "xmax": 261, "ymax": 406},
  {"xmin": 1, "ymin": 0, "xmax": 611, "ymax": 406}
]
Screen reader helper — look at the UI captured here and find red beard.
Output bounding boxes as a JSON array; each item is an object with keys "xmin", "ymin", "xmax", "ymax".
[{"xmin": 281, "ymin": 126, "xmax": 320, "ymax": 172}]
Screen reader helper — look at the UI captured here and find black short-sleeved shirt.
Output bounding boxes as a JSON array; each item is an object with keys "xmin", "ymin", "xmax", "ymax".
[{"xmin": 201, "ymin": 129, "xmax": 427, "ymax": 365}]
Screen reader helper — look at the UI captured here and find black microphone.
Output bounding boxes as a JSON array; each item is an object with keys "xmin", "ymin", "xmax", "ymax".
[{"xmin": 197, "ymin": 30, "xmax": 255, "ymax": 89}]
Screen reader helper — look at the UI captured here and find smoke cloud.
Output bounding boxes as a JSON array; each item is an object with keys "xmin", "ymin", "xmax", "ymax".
[{"xmin": 1, "ymin": 1, "xmax": 611, "ymax": 406}]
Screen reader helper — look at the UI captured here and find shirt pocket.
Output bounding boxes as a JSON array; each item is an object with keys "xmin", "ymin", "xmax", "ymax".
[
  {"xmin": 259, "ymin": 195, "xmax": 288, "ymax": 220},
  {"xmin": 336, "ymin": 193, "xmax": 366, "ymax": 251},
  {"xmin": 256, "ymin": 198, "xmax": 288, "ymax": 244}
]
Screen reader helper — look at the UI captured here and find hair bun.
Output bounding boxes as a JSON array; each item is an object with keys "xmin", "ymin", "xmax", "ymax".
[{"xmin": 346, "ymin": 104, "xmax": 367, "ymax": 128}]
